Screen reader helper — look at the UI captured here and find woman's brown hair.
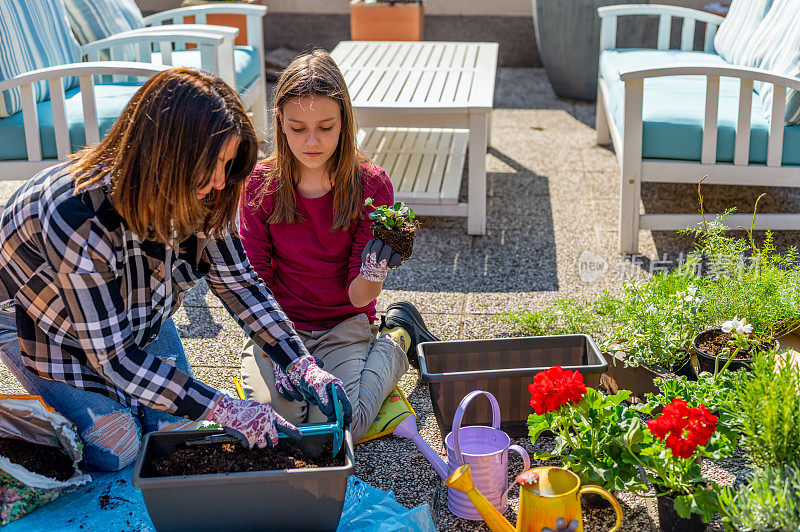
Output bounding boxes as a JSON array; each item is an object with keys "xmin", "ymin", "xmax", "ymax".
[
  {"xmin": 253, "ymin": 49, "xmax": 366, "ymax": 231},
  {"xmin": 70, "ymin": 67, "xmax": 258, "ymax": 244}
]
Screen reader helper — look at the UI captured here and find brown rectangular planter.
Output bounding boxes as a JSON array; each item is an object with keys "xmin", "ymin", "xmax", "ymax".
[
  {"xmin": 598, "ymin": 350, "xmax": 691, "ymax": 403},
  {"xmin": 350, "ymin": 2, "xmax": 424, "ymax": 41},
  {"xmin": 132, "ymin": 428, "xmax": 353, "ymax": 532},
  {"xmin": 418, "ymin": 335, "xmax": 607, "ymax": 440}
]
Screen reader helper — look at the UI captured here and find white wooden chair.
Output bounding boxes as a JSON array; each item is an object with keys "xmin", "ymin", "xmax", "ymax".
[
  {"xmin": 0, "ymin": 27, "xmax": 229, "ymax": 180},
  {"xmin": 596, "ymin": 5, "xmax": 800, "ymax": 253},
  {"xmin": 141, "ymin": 4, "xmax": 268, "ymax": 138}
]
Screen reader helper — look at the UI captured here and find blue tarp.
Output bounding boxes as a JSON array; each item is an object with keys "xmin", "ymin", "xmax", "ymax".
[{"xmin": 3, "ymin": 468, "xmax": 435, "ymax": 532}]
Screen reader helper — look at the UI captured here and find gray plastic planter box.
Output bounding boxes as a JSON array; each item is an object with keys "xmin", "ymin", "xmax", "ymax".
[
  {"xmin": 419, "ymin": 334, "xmax": 607, "ymax": 439},
  {"xmin": 132, "ymin": 428, "xmax": 353, "ymax": 532}
]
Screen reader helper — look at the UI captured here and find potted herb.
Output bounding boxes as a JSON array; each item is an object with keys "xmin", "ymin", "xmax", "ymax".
[
  {"xmin": 526, "ymin": 366, "xmax": 649, "ymax": 494},
  {"xmin": 364, "ymin": 197, "xmax": 420, "ymax": 261},
  {"xmin": 133, "ymin": 429, "xmax": 354, "ymax": 531},
  {"xmin": 719, "ymin": 464, "xmax": 800, "ymax": 531},
  {"xmin": 625, "ymin": 398, "xmax": 723, "ymax": 530},
  {"xmin": 350, "ymin": 0, "xmax": 424, "ymax": 41},
  {"xmin": 693, "ymin": 316, "xmax": 779, "ymax": 374}
]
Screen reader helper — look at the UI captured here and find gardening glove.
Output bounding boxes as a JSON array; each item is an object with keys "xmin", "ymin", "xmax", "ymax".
[
  {"xmin": 273, "ymin": 360, "xmax": 304, "ymax": 402},
  {"xmin": 207, "ymin": 394, "xmax": 301, "ymax": 449},
  {"xmin": 359, "ymin": 239, "xmax": 402, "ymax": 282},
  {"xmin": 286, "ymin": 355, "xmax": 353, "ymax": 424}
]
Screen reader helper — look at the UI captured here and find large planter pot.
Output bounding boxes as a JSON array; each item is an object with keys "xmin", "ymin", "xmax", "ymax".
[
  {"xmin": 599, "ymin": 350, "xmax": 695, "ymax": 403},
  {"xmin": 419, "ymin": 334, "xmax": 607, "ymax": 439},
  {"xmin": 531, "ymin": 0, "xmax": 648, "ymax": 101},
  {"xmin": 693, "ymin": 328, "xmax": 779, "ymax": 374},
  {"xmin": 656, "ymin": 493, "xmax": 705, "ymax": 532},
  {"xmin": 350, "ymin": 1, "xmax": 424, "ymax": 42},
  {"xmin": 132, "ymin": 429, "xmax": 354, "ymax": 531}
]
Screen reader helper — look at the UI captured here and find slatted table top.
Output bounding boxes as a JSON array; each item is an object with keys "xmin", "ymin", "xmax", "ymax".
[{"xmin": 331, "ymin": 41, "xmax": 498, "ymax": 112}]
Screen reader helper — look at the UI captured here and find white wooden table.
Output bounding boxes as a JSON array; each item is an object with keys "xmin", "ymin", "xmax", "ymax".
[{"xmin": 331, "ymin": 41, "xmax": 499, "ymax": 235}]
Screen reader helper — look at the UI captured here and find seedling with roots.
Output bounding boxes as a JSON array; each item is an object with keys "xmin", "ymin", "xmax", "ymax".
[{"xmin": 364, "ymin": 198, "xmax": 416, "ymax": 231}]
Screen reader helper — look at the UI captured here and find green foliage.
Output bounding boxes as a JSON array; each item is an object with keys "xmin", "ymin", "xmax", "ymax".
[
  {"xmin": 528, "ymin": 388, "xmax": 651, "ymax": 492},
  {"xmin": 364, "ymin": 198, "xmax": 416, "ymax": 231},
  {"xmin": 719, "ymin": 464, "xmax": 800, "ymax": 531},
  {"xmin": 607, "ymin": 262, "xmax": 707, "ymax": 370},
  {"xmin": 731, "ymin": 351, "xmax": 800, "ymax": 468},
  {"xmin": 494, "ymin": 294, "xmax": 619, "ymax": 337}
]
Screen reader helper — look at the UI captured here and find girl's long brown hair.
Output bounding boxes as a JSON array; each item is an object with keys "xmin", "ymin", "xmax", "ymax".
[
  {"xmin": 70, "ymin": 67, "xmax": 258, "ymax": 245},
  {"xmin": 254, "ymin": 49, "xmax": 366, "ymax": 231}
]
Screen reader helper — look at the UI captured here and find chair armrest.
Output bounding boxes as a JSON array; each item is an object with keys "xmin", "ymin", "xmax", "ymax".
[
  {"xmin": 615, "ymin": 63, "xmax": 799, "ymax": 167},
  {"xmin": 81, "ymin": 29, "xmax": 237, "ymax": 87},
  {"xmin": 143, "ymin": 4, "xmax": 266, "ymax": 52},
  {"xmin": 598, "ymin": 4, "xmax": 724, "ymax": 53},
  {"xmin": 0, "ymin": 61, "xmax": 167, "ymax": 91}
]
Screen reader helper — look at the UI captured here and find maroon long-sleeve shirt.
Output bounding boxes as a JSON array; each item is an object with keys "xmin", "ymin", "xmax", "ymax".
[{"xmin": 239, "ymin": 161, "xmax": 394, "ymax": 330}]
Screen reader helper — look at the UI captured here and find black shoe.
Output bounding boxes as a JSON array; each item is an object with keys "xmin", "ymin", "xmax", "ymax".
[{"xmin": 382, "ymin": 302, "xmax": 440, "ymax": 369}]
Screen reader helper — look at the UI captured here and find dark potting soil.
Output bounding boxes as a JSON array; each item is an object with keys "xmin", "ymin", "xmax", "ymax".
[
  {"xmin": 696, "ymin": 330, "xmax": 774, "ymax": 359},
  {"xmin": 0, "ymin": 437, "xmax": 74, "ymax": 481},
  {"xmin": 150, "ymin": 441, "xmax": 344, "ymax": 477},
  {"xmin": 372, "ymin": 220, "xmax": 420, "ymax": 261}
]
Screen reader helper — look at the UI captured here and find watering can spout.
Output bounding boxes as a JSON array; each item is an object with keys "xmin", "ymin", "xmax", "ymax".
[
  {"xmin": 446, "ymin": 465, "xmax": 515, "ymax": 532},
  {"xmin": 392, "ymin": 415, "xmax": 449, "ymax": 480}
]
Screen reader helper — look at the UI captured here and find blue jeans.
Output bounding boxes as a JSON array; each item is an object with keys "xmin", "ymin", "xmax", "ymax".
[{"xmin": 0, "ymin": 304, "xmax": 196, "ymax": 472}]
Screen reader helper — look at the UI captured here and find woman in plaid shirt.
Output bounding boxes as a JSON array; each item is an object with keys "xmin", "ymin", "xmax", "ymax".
[{"xmin": 0, "ymin": 68, "xmax": 351, "ymax": 471}]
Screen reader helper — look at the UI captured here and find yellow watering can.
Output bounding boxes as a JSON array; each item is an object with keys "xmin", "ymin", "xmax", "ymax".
[{"xmin": 446, "ymin": 464, "xmax": 623, "ymax": 532}]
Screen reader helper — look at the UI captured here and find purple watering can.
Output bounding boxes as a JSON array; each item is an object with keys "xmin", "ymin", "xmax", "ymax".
[{"xmin": 393, "ymin": 390, "xmax": 530, "ymax": 520}]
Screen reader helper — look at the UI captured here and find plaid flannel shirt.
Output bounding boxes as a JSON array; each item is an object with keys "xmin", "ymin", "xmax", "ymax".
[{"xmin": 0, "ymin": 164, "xmax": 309, "ymax": 420}]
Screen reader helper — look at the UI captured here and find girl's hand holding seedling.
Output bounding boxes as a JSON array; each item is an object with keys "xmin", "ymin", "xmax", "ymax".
[
  {"xmin": 360, "ymin": 239, "xmax": 402, "ymax": 282},
  {"xmin": 207, "ymin": 394, "xmax": 302, "ymax": 449}
]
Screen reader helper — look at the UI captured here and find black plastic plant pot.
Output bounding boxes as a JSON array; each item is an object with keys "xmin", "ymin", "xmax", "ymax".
[
  {"xmin": 656, "ymin": 494, "xmax": 705, "ymax": 532},
  {"xmin": 693, "ymin": 328, "xmax": 779, "ymax": 374},
  {"xmin": 418, "ymin": 334, "xmax": 607, "ymax": 439},
  {"xmin": 132, "ymin": 429, "xmax": 354, "ymax": 532}
]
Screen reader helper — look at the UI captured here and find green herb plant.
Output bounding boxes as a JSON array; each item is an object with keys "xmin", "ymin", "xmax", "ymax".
[
  {"xmin": 364, "ymin": 198, "xmax": 416, "ymax": 231},
  {"xmin": 719, "ymin": 464, "xmax": 800, "ymax": 531},
  {"xmin": 529, "ymin": 388, "xmax": 651, "ymax": 492},
  {"xmin": 494, "ymin": 295, "xmax": 618, "ymax": 338},
  {"xmin": 731, "ymin": 351, "xmax": 800, "ymax": 468}
]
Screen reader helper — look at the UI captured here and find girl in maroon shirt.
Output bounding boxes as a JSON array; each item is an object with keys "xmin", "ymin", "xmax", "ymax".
[{"xmin": 238, "ymin": 50, "xmax": 438, "ymax": 442}]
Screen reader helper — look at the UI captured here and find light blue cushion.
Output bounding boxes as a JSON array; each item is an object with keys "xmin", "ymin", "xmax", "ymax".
[
  {"xmin": 600, "ymin": 49, "xmax": 800, "ymax": 165},
  {"xmin": 63, "ymin": 0, "xmax": 145, "ymax": 61},
  {"xmin": 150, "ymin": 46, "xmax": 261, "ymax": 93},
  {"xmin": 0, "ymin": 0, "xmax": 82, "ymax": 118},
  {"xmin": 713, "ymin": 0, "xmax": 773, "ymax": 66},
  {"xmin": 0, "ymin": 83, "xmax": 141, "ymax": 161}
]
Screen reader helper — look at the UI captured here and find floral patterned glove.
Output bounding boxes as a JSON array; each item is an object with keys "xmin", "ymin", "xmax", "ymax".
[
  {"xmin": 207, "ymin": 394, "xmax": 301, "ymax": 448},
  {"xmin": 286, "ymin": 355, "xmax": 353, "ymax": 424},
  {"xmin": 359, "ymin": 239, "xmax": 402, "ymax": 282},
  {"xmin": 273, "ymin": 362, "xmax": 304, "ymax": 402}
]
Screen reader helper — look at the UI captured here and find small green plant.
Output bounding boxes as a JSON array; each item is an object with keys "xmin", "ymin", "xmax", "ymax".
[
  {"xmin": 720, "ymin": 464, "xmax": 800, "ymax": 531},
  {"xmin": 494, "ymin": 294, "xmax": 619, "ymax": 338},
  {"xmin": 364, "ymin": 198, "xmax": 416, "ymax": 230},
  {"xmin": 731, "ymin": 351, "xmax": 800, "ymax": 468}
]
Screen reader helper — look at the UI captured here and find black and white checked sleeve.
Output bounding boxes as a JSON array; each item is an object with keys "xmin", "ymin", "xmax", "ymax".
[
  {"xmin": 42, "ymin": 210, "xmax": 219, "ymax": 420},
  {"xmin": 203, "ymin": 229, "xmax": 310, "ymax": 371}
]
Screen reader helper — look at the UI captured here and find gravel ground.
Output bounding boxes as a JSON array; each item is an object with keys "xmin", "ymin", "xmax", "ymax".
[{"xmin": 0, "ymin": 67, "xmax": 788, "ymax": 531}]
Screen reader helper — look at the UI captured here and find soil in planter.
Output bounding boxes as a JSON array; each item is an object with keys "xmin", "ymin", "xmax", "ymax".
[
  {"xmin": 696, "ymin": 330, "xmax": 774, "ymax": 359},
  {"xmin": 0, "ymin": 437, "xmax": 75, "ymax": 481},
  {"xmin": 150, "ymin": 441, "xmax": 344, "ymax": 477},
  {"xmin": 372, "ymin": 220, "xmax": 420, "ymax": 262}
]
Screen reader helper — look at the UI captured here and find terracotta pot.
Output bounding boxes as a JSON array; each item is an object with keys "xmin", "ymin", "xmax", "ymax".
[
  {"xmin": 350, "ymin": 2, "xmax": 423, "ymax": 41},
  {"xmin": 182, "ymin": 0, "xmax": 265, "ymax": 47}
]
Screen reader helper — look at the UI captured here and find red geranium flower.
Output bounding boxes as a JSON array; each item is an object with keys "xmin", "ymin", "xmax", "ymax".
[
  {"xmin": 647, "ymin": 398, "xmax": 717, "ymax": 458},
  {"xmin": 528, "ymin": 366, "xmax": 587, "ymax": 415}
]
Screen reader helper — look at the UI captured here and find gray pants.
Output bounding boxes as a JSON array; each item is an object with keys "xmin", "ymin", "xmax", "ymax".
[{"xmin": 240, "ymin": 313, "xmax": 409, "ymax": 442}]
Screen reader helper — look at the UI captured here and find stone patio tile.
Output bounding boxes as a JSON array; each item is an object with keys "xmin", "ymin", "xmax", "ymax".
[
  {"xmin": 580, "ymin": 145, "xmax": 619, "ymax": 173},
  {"xmin": 465, "ymin": 291, "xmax": 566, "ymax": 314},
  {"xmin": 584, "ymin": 170, "xmax": 620, "ymax": 201},
  {"xmin": 353, "ymin": 452, "xmax": 441, "ymax": 512},
  {"xmin": 0, "ymin": 371, "xmax": 24, "ymax": 394},
  {"xmin": 0, "ymin": 181, "xmax": 24, "ymax": 206},
  {"xmin": 572, "ymin": 101, "xmax": 598, "ymax": 130},
  {"xmin": 458, "ymin": 314, "xmax": 520, "ymax": 340},
  {"xmin": 182, "ymin": 279, "xmax": 224, "ymax": 308},
  {"xmin": 172, "ymin": 306, "xmax": 244, "ymax": 368},
  {"xmin": 494, "ymin": 68, "xmax": 570, "ymax": 110},
  {"xmin": 376, "ymin": 290, "xmax": 466, "ymax": 314},
  {"xmin": 191, "ymin": 366, "xmax": 240, "ymax": 395}
]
